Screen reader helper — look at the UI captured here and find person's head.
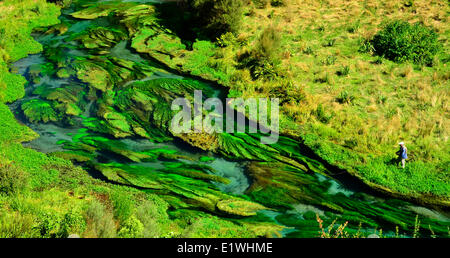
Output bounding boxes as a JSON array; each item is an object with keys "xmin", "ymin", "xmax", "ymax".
[{"xmin": 399, "ymin": 142, "xmax": 405, "ymax": 146}]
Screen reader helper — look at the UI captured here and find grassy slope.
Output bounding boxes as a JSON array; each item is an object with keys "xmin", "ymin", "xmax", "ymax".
[
  {"xmin": 0, "ymin": 0, "xmax": 264, "ymax": 238},
  {"xmin": 140, "ymin": 0, "xmax": 449, "ymax": 202},
  {"xmin": 256, "ymin": 0, "xmax": 450, "ymax": 201}
]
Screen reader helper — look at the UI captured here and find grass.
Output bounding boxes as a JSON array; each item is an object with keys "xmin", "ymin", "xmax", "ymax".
[{"xmin": 135, "ymin": 0, "xmax": 449, "ymax": 201}]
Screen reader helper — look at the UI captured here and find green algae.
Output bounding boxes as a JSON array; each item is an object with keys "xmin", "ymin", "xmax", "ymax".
[
  {"xmin": 90, "ymin": 161, "xmax": 267, "ymax": 217},
  {"xmin": 21, "ymin": 99, "xmax": 59, "ymax": 123},
  {"xmin": 216, "ymin": 199, "xmax": 267, "ymax": 217},
  {"xmin": 74, "ymin": 27, "xmax": 127, "ymax": 49},
  {"xmin": 49, "ymin": 150, "xmax": 94, "ymax": 162}
]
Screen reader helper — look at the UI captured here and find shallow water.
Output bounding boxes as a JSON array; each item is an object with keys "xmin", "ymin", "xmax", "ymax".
[{"xmin": 208, "ymin": 158, "xmax": 250, "ymax": 195}]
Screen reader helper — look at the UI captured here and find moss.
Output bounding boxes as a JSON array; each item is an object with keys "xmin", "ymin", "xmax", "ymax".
[
  {"xmin": 56, "ymin": 68, "xmax": 70, "ymax": 78},
  {"xmin": 48, "ymin": 151, "xmax": 94, "ymax": 163},
  {"xmin": 21, "ymin": 99, "xmax": 59, "ymax": 123},
  {"xmin": 76, "ymin": 63, "xmax": 111, "ymax": 92},
  {"xmin": 216, "ymin": 199, "xmax": 267, "ymax": 217}
]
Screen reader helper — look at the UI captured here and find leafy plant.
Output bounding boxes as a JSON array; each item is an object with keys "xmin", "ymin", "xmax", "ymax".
[
  {"xmin": 303, "ymin": 46, "xmax": 314, "ymax": 55},
  {"xmin": 0, "ymin": 212, "xmax": 35, "ymax": 238},
  {"xmin": 371, "ymin": 21, "xmax": 441, "ymax": 65},
  {"xmin": 314, "ymin": 104, "xmax": 333, "ymax": 124},
  {"xmin": 336, "ymin": 91, "xmax": 355, "ymax": 104},
  {"xmin": 118, "ymin": 216, "xmax": 144, "ymax": 238},
  {"xmin": 323, "ymin": 55, "xmax": 337, "ymax": 65},
  {"xmin": 253, "ymin": 26, "xmax": 281, "ymax": 63},
  {"xmin": 190, "ymin": 0, "xmax": 245, "ymax": 38},
  {"xmin": 241, "ymin": 26, "xmax": 282, "ymax": 79},
  {"xmin": 336, "ymin": 66, "xmax": 350, "ymax": 76},
  {"xmin": 84, "ymin": 201, "xmax": 117, "ymax": 238},
  {"xmin": 270, "ymin": 80, "xmax": 306, "ymax": 105},
  {"xmin": 324, "ymin": 38, "xmax": 336, "ymax": 47},
  {"xmin": 359, "ymin": 39, "xmax": 374, "ymax": 53},
  {"xmin": 0, "ymin": 160, "xmax": 27, "ymax": 195}
]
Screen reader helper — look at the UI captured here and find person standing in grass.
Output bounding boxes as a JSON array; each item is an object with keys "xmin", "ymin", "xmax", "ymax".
[{"xmin": 396, "ymin": 142, "xmax": 408, "ymax": 169}]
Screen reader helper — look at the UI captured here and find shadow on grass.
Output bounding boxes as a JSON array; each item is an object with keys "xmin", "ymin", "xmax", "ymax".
[{"xmin": 153, "ymin": 2, "xmax": 198, "ymax": 50}]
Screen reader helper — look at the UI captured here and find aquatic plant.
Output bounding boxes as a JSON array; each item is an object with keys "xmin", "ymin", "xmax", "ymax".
[{"xmin": 21, "ymin": 99, "xmax": 59, "ymax": 123}]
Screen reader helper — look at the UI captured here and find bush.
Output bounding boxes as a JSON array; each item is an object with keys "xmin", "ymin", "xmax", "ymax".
[
  {"xmin": 135, "ymin": 200, "xmax": 165, "ymax": 238},
  {"xmin": 35, "ymin": 212, "xmax": 62, "ymax": 238},
  {"xmin": 59, "ymin": 209, "xmax": 86, "ymax": 237},
  {"xmin": 270, "ymin": 80, "xmax": 306, "ymax": 105},
  {"xmin": 253, "ymin": 26, "xmax": 281, "ymax": 62},
  {"xmin": 241, "ymin": 26, "xmax": 282, "ymax": 79},
  {"xmin": 110, "ymin": 191, "xmax": 133, "ymax": 221},
  {"xmin": 371, "ymin": 21, "xmax": 441, "ymax": 65},
  {"xmin": 118, "ymin": 216, "xmax": 144, "ymax": 238},
  {"xmin": 0, "ymin": 212, "xmax": 35, "ymax": 238},
  {"xmin": 336, "ymin": 66, "xmax": 350, "ymax": 76},
  {"xmin": 314, "ymin": 104, "xmax": 333, "ymax": 124},
  {"xmin": 190, "ymin": 0, "xmax": 245, "ymax": 38},
  {"xmin": 84, "ymin": 201, "xmax": 116, "ymax": 238},
  {"xmin": 0, "ymin": 161, "xmax": 27, "ymax": 195},
  {"xmin": 32, "ymin": 208, "xmax": 85, "ymax": 238}
]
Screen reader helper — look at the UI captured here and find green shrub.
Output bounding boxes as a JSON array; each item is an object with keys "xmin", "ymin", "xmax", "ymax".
[
  {"xmin": 190, "ymin": 0, "xmax": 245, "ymax": 38},
  {"xmin": 303, "ymin": 46, "xmax": 314, "ymax": 55},
  {"xmin": 371, "ymin": 21, "xmax": 441, "ymax": 65},
  {"xmin": 251, "ymin": 60, "xmax": 279, "ymax": 79},
  {"xmin": 323, "ymin": 55, "xmax": 337, "ymax": 65},
  {"xmin": 35, "ymin": 212, "xmax": 62, "ymax": 238},
  {"xmin": 253, "ymin": 26, "xmax": 281, "ymax": 62},
  {"xmin": 270, "ymin": 80, "xmax": 306, "ymax": 105},
  {"xmin": 336, "ymin": 66, "xmax": 350, "ymax": 76},
  {"xmin": 0, "ymin": 161, "xmax": 27, "ymax": 195},
  {"xmin": 358, "ymin": 39, "xmax": 374, "ymax": 53},
  {"xmin": 32, "ymin": 208, "xmax": 85, "ymax": 238},
  {"xmin": 59, "ymin": 209, "xmax": 86, "ymax": 237},
  {"xmin": 314, "ymin": 104, "xmax": 333, "ymax": 124},
  {"xmin": 84, "ymin": 201, "xmax": 116, "ymax": 238}
]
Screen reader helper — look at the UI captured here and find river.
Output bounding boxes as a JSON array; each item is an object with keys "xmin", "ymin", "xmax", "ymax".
[{"xmin": 8, "ymin": 0, "xmax": 450, "ymax": 238}]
